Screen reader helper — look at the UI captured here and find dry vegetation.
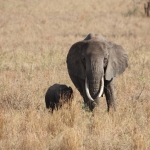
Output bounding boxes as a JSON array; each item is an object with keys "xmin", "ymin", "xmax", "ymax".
[{"xmin": 0, "ymin": 0, "xmax": 150, "ymax": 149}]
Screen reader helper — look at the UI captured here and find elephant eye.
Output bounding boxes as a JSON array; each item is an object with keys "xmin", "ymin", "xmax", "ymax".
[
  {"xmin": 81, "ymin": 57, "xmax": 86, "ymax": 69},
  {"xmin": 81, "ymin": 57, "xmax": 85, "ymax": 63},
  {"xmin": 104, "ymin": 58, "xmax": 107, "ymax": 62},
  {"xmin": 82, "ymin": 57, "xmax": 85, "ymax": 61},
  {"xmin": 104, "ymin": 58, "xmax": 107, "ymax": 66}
]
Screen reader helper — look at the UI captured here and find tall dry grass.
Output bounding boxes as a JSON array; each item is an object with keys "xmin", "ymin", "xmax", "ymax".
[{"xmin": 0, "ymin": 0, "xmax": 150, "ymax": 149}]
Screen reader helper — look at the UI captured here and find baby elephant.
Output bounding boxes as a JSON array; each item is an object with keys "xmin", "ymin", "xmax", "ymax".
[{"xmin": 45, "ymin": 84, "xmax": 73, "ymax": 113}]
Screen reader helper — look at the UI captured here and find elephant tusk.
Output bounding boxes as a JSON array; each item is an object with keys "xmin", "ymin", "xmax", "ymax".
[
  {"xmin": 97, "ymin": 76, "xmax": 104, "ymax": 98},
  {"xmin": 85, "ymin": 77, "xmax": 104, "ymax": 101},
  {"xmin": 85, "ymin": 77, "xmax": 95, "ymax": 102}
]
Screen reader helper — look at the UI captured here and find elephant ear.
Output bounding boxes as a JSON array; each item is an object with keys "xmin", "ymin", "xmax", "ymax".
[
  {"xmin": 67, "ymin": 41, "xmax": 86, "ymax": 79},
  {"xmin": 105, "ymin": 41, "xmax": 128, "ymax": 81}
]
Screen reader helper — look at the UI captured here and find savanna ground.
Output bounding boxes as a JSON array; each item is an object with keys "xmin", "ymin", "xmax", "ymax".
[{"xmin": 0, "ymin": 0, "xmax": 150, "ymax": 149}]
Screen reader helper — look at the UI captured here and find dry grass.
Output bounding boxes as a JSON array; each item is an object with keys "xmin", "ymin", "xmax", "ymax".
[{"xmin": 0, "ymin": 0, "xmax": 150, "ymax": 149}]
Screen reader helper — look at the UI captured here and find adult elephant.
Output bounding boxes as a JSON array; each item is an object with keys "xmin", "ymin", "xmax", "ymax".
[{"xmin": 66, "ymin": 33, "xmax": 128, "ymax": 111}]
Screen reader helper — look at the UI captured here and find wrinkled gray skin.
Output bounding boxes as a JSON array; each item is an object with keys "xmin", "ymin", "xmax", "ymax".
[
  {"xmin": 45, "ymin": 84, "xmax": 73, "ymax": 113},
  {"xmin": 66, "ymin": 33, "xmax": 128, "ymax": 111}
]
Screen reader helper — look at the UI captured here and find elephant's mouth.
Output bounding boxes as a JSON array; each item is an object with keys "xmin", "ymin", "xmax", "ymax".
[{"xmin": 85, "ymin": 76, "xmax": 104, "ymax": 102}]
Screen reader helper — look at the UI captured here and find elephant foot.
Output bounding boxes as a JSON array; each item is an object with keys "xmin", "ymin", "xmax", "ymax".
[{"xmin": 107, "ymin": 102, "xmax": 116, "ymax": 112}]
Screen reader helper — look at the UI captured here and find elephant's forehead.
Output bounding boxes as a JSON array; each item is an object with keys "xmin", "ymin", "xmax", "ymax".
[{"xmin": 86, "ymin": 41, "xmax": 105, "ymax": 55}]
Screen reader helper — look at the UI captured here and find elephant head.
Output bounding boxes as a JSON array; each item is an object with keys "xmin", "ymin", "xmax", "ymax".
[{"xmin": 67, "ymin": 33, "xmax": 128, "ymax": 110}]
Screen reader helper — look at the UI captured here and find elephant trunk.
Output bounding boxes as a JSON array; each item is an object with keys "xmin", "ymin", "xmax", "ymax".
[
  {"xmin": 85, "ymin": 57, "xmax": 104, "ymax": 103},
  {"xmin": 89, "ymin": 75, "xmax": 101, "ymax": 98},
  {"xmin": 85, "ymin": 76, "xmax": 104, "ymax": 102}
]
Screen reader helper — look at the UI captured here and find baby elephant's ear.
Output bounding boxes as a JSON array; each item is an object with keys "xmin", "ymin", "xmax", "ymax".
[
  {"xmin": 68, "ymin": 86, "xmax": 73, "ymax": 93},
  {"xmin": 105, "ymin": 41, "xmax": 128, "ymax": 81},
  {"xmin": 68, "ymin": 86, "xmax": 72, "ymax": 90}
]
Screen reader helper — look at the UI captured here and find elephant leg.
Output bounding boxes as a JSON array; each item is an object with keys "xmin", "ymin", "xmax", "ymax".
[
  {"xmin": 45, "ymin": 101, "xmax": 50, "ymax": 109},
  {"xmin": 50, "ymin": 103, "xmax": 55, "ymax": 113},
  {"xmin": 68, "ymin": 73, "xmax": 90, "ymax": 104},
  {"xmin": 104, "ymin": 78, "xmax": 116, "ymax": 112},
  {"xmin": 69, "ymin": 73, "xmax": 96, "ymax": 111}
]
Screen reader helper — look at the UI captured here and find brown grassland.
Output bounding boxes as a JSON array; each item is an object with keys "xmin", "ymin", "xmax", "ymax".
[{"xmin": 0, "ymin": 0, "xmax": 150, "ymax": 149}]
